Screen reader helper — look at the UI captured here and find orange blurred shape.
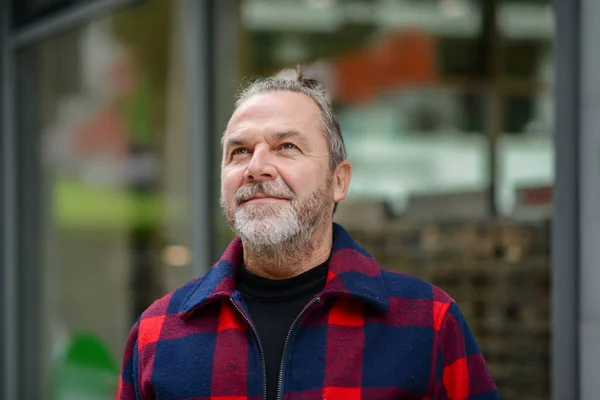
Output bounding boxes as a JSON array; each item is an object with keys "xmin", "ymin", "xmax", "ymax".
[{"xmin": 334, "ymin": 28, "xmax": 438, "ymax": 104}]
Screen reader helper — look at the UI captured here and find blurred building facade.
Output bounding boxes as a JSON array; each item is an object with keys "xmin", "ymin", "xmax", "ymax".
[{"xmin": 0, "ymin": 0, "xmax": 595, "ymax": 399}]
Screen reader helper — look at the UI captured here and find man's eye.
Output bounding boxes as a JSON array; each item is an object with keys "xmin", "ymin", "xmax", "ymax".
[
  {"xmin": 232, "ymin": 148, "xmax": 249, "ymax": 156},
  {"xmin": 281, "ymin": 143, "xmax": 297, "ymax": 150}
]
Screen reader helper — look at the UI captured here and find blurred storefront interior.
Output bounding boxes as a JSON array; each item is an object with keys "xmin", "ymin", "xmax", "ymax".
[{"xmin": 0, "ymin": 0, "xmax": 596, "ymax": 399}]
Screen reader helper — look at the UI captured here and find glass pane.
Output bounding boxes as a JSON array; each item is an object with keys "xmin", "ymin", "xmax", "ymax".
[
  {"xmin": 233, "ymin": 0, "xmax": 491, "ymax": 232},
  {"xmin": 497, "ymin": 0, "xmax": 554, "ymax": 221},
  {"xmin": 15, "ymin": 0, "xmax": 191, "ymax": 395},
  {"xmin": 226, "ymin": 0, "xmax": 554, "ymax": 399},
  {"xmin": 495, "ymin": 5, "xmax": 553, "ymax": 395}
]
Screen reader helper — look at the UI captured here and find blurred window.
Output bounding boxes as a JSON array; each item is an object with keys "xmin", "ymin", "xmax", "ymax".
[
  {"xmin": 497, "ymin": 0, "xmax": 554, "ymax": 217},
  {"xmin": 224, "ymin": 1, "xmax": 555, "ymax": 399},
  {"xmin": 15, "ymin": 0, "xmax": 192, "ymax": 395},
  {"xmin": 236, "ymin": 0, "xmax": 492, "ymax": 225}
]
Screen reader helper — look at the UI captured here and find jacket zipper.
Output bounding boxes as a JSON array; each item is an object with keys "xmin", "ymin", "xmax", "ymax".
[
  {"xmin": 230, "ymin": 298, "xmax": 268, "ymax": 400},
  {"xmin": 276, "ymin": 296, "xmax": 322, "ymax": 400}
]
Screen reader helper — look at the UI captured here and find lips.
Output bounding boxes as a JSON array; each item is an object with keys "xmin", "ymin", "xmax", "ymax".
[{"xmin": 240, "ymin": 195, "xmax": 289, "ymax": 204}]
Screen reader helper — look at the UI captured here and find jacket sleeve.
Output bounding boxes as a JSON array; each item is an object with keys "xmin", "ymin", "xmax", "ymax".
[
  {"xmin": 432, "ymin": 302, "xmax": 500, "ymax": 400},
  {"xmin": 116, "ymin": 320, "xmax": 140, "ymax": 400}
]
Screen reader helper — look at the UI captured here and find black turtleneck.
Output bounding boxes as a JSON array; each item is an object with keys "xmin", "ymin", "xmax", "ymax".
[{"xmin": 236, "ymin": 261, "xmax": 328, "ymax": 400}]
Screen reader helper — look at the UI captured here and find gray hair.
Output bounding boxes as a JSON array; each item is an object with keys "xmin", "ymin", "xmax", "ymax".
[{"xmin": 234, "ymin": 69, "xmax": 347, "ymax": 171}]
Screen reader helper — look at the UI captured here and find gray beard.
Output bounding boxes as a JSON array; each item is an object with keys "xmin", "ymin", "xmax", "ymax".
[
  {"xmin": 234, "ymin": 201, "xmax": 302, "ymax": 250},
  {"xmin": 221, "ymin": 181, "xmax": 332, "ymax": 266}
]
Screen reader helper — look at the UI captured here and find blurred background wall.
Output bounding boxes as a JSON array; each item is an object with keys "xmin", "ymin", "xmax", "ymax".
[{"xmin": 0, "ymin": 0, "xmax": 595, "ymax": 399}]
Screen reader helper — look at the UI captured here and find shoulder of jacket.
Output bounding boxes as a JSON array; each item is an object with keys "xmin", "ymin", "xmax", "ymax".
[
  {"xmin": 379, "ymin": 268, "xmax": 455, "ymax": 304},
  {"xmin": 138, "ymin": 275, "xmax": 207, "ymax": 323}
]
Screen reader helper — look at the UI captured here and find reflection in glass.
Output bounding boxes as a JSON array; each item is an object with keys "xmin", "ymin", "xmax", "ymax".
[
  {"xmin": 231, "ymin": 0, "xmax": 554, "ymax": 398},
  {"xmin": 16, "ymin": 0, "xmax": 191, "ymax": 395}
]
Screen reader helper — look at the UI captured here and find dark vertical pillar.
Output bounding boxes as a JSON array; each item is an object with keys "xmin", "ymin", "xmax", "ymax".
[
  {"xmin": 579, "ymin": 0, "xmax": 600, "ymax": 397},
  {"xmin": 0, "ymin": 0, "xmax": 19, "ymax": 398},
  {"xmin": 552, "ymin": 0, "xmax": 581, "ymax": 398}
]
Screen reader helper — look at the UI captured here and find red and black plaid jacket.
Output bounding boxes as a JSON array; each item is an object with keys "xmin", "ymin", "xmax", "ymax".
[{"xmin": 117, "ymin": 223, "xmax": 499, "ymax": 399}]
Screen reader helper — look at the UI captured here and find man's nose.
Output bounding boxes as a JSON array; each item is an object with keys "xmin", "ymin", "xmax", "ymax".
[{"xmin": 244, "ymin": 147, "xmax": 277, "ymax": 182}]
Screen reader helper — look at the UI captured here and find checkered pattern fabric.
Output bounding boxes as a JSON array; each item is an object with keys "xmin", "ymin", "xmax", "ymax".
[{"xmin": 117, "ymin": 223, "xmax": 499, "ymax": 399}]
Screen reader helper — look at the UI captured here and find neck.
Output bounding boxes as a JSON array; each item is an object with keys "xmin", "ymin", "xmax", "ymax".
[{"xmin": 242, "ymin": 223, "xmax": 333, "ymax": 279}]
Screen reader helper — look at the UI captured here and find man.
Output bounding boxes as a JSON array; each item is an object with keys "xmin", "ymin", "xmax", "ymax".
[{"xmin": 117, "ymin": 71, "xmax": 499, "ymax": 400}]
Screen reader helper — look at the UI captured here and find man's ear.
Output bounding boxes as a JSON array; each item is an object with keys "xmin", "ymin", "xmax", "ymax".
[{"xmin": 332, "ymin": 160, "xmax": 351, "ymax": 203}]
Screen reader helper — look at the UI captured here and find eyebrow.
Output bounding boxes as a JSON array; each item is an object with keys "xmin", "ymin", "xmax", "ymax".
[
  {"xmin": 222, "ymin": 130, "xmax": 309, "ymax": 150},
  {"xmin": 271, "ymin": 130, "xmax": 309, "ymax": 146},
  {"xmin": 222, "ymin": 136, "xmax": 246, "ymax": 149}
]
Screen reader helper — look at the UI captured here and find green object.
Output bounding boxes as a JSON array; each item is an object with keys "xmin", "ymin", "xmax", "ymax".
[
  {"xmin": 51, "ymin": 333, "xmax": 120, "ymax": 400},
  {"xmin": 53, "ymin": 179, "xmax": 166, "ymax": 230},
  {"xmin": 126, "ymin": 83, "xmax": 154, "ymax": 146}
]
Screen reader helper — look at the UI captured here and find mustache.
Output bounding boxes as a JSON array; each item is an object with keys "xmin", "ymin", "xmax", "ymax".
[{"xmin": 235, "ymin": 181, "xmax": 295, "ymax": 205}]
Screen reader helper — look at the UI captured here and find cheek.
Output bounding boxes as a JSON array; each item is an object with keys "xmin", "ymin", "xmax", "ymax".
[
  {"xmin": 221, "ymin": 171, "xmax": 243, "ymax": 203},
  {"xmin": 282, "ymin": 168, "xmax": 325, "ymax": 197}
]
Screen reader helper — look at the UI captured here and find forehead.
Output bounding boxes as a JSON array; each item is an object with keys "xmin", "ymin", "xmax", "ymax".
[{"xmin": 225, "ymin": 91, "xmax": 324, "ymax": 142}]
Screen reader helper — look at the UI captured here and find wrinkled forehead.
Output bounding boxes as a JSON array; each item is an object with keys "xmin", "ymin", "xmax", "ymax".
[{"xmin": 224, "ymin": 91, "xmax": 323, "ymax": 138}]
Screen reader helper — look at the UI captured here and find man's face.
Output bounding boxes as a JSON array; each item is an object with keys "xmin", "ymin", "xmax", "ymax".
[{"xmin": 220, "ymin": 91, "xmax": 335, "ymax": 250}]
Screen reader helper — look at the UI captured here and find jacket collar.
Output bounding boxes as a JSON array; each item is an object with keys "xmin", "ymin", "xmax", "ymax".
[{"xmin": 179, "ymin": 223, "xmax": 389, "ymax": 318}]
